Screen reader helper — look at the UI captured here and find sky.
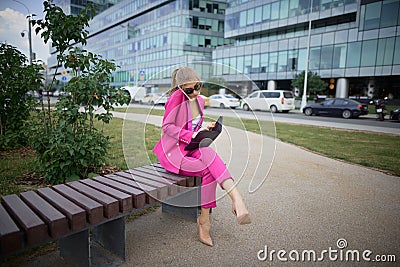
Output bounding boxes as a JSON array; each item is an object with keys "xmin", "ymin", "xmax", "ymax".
[{"xmin": 0, "ymin": 0, "xmax": 50, "ymax": 63}]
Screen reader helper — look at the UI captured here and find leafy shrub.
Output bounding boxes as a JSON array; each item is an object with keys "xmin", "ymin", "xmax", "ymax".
[
  {"xmin": 0, "ymin": 43, "xmax": 43, "ymax": 149},
  {"xmin": 30, "ymin": 1, "xmax": 129, "ymax": 184}
]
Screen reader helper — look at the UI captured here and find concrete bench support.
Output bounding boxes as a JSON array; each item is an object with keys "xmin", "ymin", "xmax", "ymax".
[
  {"xmin": 162, "ymin": 186, "xmax": 201, "ymax": 222},
  {"xmin": 59, "ymin": 229, "xmax": 90, "ymax": 266}
]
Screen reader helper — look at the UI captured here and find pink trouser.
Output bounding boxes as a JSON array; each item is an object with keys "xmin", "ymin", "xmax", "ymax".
[{"xmin": 179, "ymin": 147, "xmax": 232, "ymax": 209}]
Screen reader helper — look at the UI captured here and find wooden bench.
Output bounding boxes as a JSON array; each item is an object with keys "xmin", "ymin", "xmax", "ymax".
[{"xmin": 0, "ymin": 163, "xmax": 201, "ymax": 266}]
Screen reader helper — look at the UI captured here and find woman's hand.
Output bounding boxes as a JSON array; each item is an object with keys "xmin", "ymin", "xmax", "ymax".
[
  {"xmin": 192, "ymin": 122, "xmax": 216, "ymax": 138},
  {"xmin": 204, "ymin": 122, "xmax": 216, "ymax": 130}
]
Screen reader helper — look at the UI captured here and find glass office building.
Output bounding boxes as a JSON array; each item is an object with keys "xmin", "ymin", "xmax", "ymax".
[
  {"xmin": 213, "ymin": 0, "xmax": 400, "ymax": 99},
  {"xmin": 85, "ymin": 0, "xmax": 229, "ymax": 90},
  {"xmin": 48, "ymin": 0, "xmax": 123, "ymax": 71}
]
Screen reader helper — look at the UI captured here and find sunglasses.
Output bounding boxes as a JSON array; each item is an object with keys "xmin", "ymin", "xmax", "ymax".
[{"xmin": 180, "ymin": 83, "xmax": 202, "ymax": 94}]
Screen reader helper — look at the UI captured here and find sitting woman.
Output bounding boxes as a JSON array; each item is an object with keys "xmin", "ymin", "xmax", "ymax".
[{"xmin": 153, "ymin": 67, "xmax": 251, "ymax": 247}]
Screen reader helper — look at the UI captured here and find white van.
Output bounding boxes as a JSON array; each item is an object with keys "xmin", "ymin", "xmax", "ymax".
[
  {"xmin": 121, "ymin": 86, "xmax": 146, "ymax": 103},
  {"xmin": 241, "ymin": 90, "xmax": 295, "ymax": 113}
]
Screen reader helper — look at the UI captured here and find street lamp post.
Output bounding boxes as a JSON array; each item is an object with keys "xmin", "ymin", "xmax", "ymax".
[
  {"xmin": 13, "ymin": 0, "xmax": 33, "ymax": 64},
  {"xmin": 300, "ymin": 0, "xmax": 314, "ymax": 112}
]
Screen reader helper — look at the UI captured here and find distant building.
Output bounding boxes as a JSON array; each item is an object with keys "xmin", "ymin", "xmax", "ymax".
[
  {"xmin": 47, "ymin": 0, "xmax": 123, "ymax": 81},
  {"xmin": 50, "ymin": 0, "xmax": 400, "ymax": 99},
  {"xmin": 213, "ymin": 0, "xmax": 400, "ymax": 99},
  {"xmin": 86, "ymin": 0, "xmax": 229, "ymax": 92}
]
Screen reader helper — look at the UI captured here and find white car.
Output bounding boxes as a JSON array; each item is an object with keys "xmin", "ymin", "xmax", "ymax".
[
  {"xmin": 241, "ymin": 90, "xmax": 295, "ymax": 113},
  {"xmin": 141, "ymin": 93, "xmax": 168, "ymax": 105},
  {"xmin": 208, "ymin": 94, "xmax": 240, "ymax": 109}
]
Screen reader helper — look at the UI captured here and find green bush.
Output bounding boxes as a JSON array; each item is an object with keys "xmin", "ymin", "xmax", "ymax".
[
  {"xmin": 0, "ymin": 43, "xmax": 43, "ymax": 149},
  {"xmin": 30, "ymin": 1, "xmax": 129, "ymax": 184}
]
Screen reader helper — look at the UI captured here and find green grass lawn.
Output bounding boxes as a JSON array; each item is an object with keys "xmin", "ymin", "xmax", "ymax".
[{"xmin": 115, "ymin": 107, "xmax": 400, "ymax": 176}]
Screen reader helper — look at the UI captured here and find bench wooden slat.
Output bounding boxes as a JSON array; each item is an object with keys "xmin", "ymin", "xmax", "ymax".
[
  {"xmin": 0, "ymin": 204, "xmax": 24, "ymax": 254},
  {"xmin": 1, "ymin": 194, "xmax": 48, "ymax": 246},
  {"xmin": 131, "ymin": 166, "xmax": 186, "ymax": 187},
  {"xmin": 80, "ymin": 179, "xmax": 133, "ymax": 213},
  {"xmin": 122, "ymin": 170, "xmax": 178, "ymax": 196},
  {"xmin": 113, "ymin": 172, "xmax": 170, "ymax": 199},
  {"xmin": 92, "ymin": 176, "xmax": 146, "ymax": 209},
  {"xmin": 67, "ymin": 181, "xmax": 119, "ymax": 219},
  {"xmin": 37, "ymin": 188, "xmax": 86, "ymax": 232},
  {"xmin": 149, "ymin": 164, "xmax": 195, "ymax": 187},
  {"xmin": 53, "ymin": 184, "xmax": 104, "ymax": 225},
  {"xmin": 20, "ymin": 191, "xmax": 69, "ymax": 239},
  {"xmin": 105, "ymin": 173, "xmax": 160, "ymax": 196},
  {"xmin": 102, "ymin": 174, "xmax": 157, "ymax": 204}
]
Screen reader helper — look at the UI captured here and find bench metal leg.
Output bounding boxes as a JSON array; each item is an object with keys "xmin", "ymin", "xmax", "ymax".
[
  {"xmin": 162, "ymin": 186, "xmax": 201, "ymax": 222},
  {"xmin": 92, "ymin": 217, "xmax": 126, "ymax": 261},
  {"xmin": 59, "ymin": 229, "xmax": 90, "ymax": 267}
]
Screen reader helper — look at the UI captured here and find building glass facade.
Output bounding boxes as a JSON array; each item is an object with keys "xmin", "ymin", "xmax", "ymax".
[
  {"xmin": 213, "ymin": 0, "xmax": 400, "ymax": 99},
  {"xmin": 85, "ymin": 0, "xmax": 229, "ymax": 89}
]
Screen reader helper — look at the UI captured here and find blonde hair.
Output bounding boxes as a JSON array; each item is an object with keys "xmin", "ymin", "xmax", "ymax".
[{"xmin": 169, "ymin": 67, "xmax": 201, "ymax": 95}]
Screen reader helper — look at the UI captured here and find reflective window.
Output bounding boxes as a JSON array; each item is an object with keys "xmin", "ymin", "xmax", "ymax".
[
  {"xmin": 380, "ymin": 0, "xmax": 399, "ymax": 28},
  {"xmin": 237, "ymin": 56, "xmax": 244, "ymax": 73},
  {"xmin": 271, "ymin": 2, "xmax": 280, "ymax": 20},
  {"xmin": 289, "ymin": 0, "xmax": 300, "ymax": 16},
  {"xmin": 249, "ymin": 92, "xmax": 258, "ymax": 98},
  {"xmin": 393, "ymin": 36, "xmax": 400, "ymax": 65},
  {"xmin": 280, "ymin": 0, "xmax": 289, "ymax": 19},
  {"xmin": 346, "ymin": 42, "xmax": 361, "ymax": 68},
  {"xmin": 247, "ymin": 8, "xmax": 254, "ymax": 25},
  {"xmin": 262, "ymin": 4, "xmax": 271, "ymax": 21},
  {"xmin": 244, "ymin": 55, "xmax": 252, "ymax": 74},
  {"xmin": 269, "ymin": 52, "xmax": 278, "ymax": 72},
  {"xmin": 360, "ymin": 40, "xmax": 377, "ymax": 67},
  {"xmin": 320, "ymin": 46, "xmax": 333, "ymax": 69},
  {"xmin": 323, "ymin": 99, "xmax": 335, "ymax": 105},
  {"xmin": 334, "ymin": 99, "xmax": 346, "ymax": 105},
  {"xmin": 376, "ymin": 38, "xmax": 395, "ymax": 66},
  {"xmin": 251, "ymin": 54, "xmax": 260, "ymax": 73},
  {"xmin": 333, "ymin": 44, "xmax": 347, "ymax": 69},
  {"xmin": 288, "ymin": 50, "xmax": 298, "ymax": 71},
  {"xmin": 363, "ymin": 1, "xmax": 382, "ymax": 30},
  {"xmin": 297, "ymin": 49, "xmax": 307, "ymax": 70},
  {"xmin": 229, "ymin": 57, "xmax": 236, "ymax": 74},
  {"xmin": 309, "ymin": 47, "xmax": 321, "ymax": 70},
  {"xmin": 240, "ymin": 11, "xmax": 247, "ymax": 27},
  {"xmin": 278, "ymin": 51, "xmax": 288, "ymax": 72},
  {"xmin": 261, "ymin": 53, "xmax": 268, "ymax": 72},
  {"xmin": 254, "ymin": 6, "xmax": 262, "ymax": 24}
]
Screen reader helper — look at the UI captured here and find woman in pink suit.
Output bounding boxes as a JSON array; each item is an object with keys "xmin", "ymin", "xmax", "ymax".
[{"xmin": 153, "ymin": 67, "xmax": 251, "ymax": 247}]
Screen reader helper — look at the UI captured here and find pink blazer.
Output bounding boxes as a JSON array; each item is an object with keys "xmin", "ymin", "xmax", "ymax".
[{"xmin": 153, "ymin": 89, "xmax": 205, "ymax": 174}]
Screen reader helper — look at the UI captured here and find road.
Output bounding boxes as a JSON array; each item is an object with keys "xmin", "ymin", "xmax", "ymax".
[
  {"xmin": 127, "ymin": 104, "xmax": 400, "ymax": 135},
  {"xmin": 44, "ymin": 97, "xmax": 399, "ymax": 135}
]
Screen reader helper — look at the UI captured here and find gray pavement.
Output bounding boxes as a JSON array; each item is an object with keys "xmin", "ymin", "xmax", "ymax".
[{"xmin": 11, "ymin": 112, "xmax": 400, "ymax": 266}]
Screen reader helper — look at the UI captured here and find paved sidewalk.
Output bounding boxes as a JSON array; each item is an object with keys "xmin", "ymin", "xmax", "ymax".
[
  {"xmin": 13, "ymin": 112, "xmax": 400, "ymax": 266},
  {"xmin": 118, "ymin": 114, "xmax": 399, "ymax": 266}
]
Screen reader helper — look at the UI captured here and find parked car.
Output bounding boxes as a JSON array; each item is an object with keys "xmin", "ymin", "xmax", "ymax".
[
  {"xmin": 141, "ymin": 92, "xmax": 167, "ymax": 105},
  {"xmin": 199, "ymin": 95, "xmax": 210, "ymax": 108},
  {"xmin": 120, "ymin": 86, "xmax": 146, "ymax": 103},
  {"xmin": 241, "ymin": 90, "xmax": 295, "ymax": 113},
  {"xmin": 303, "ymin": 98, "xmax": 368, "ymax": 119},
  {"xmin": 208, "ymin": 94, "xmax": 240, "ymax": 109},
  {"xmin": 390, "ymin": 108, "xmax": 400, "ymax": 121}
]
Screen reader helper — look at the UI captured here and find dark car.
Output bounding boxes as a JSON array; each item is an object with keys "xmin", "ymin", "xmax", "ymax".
[
  {"xmin": 390, "ymin": 108, "xmax": 400, "ymax": 121},
  {"xmin": 303, "ymin": 98, "xmax": 368, "ymax": 119}
]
